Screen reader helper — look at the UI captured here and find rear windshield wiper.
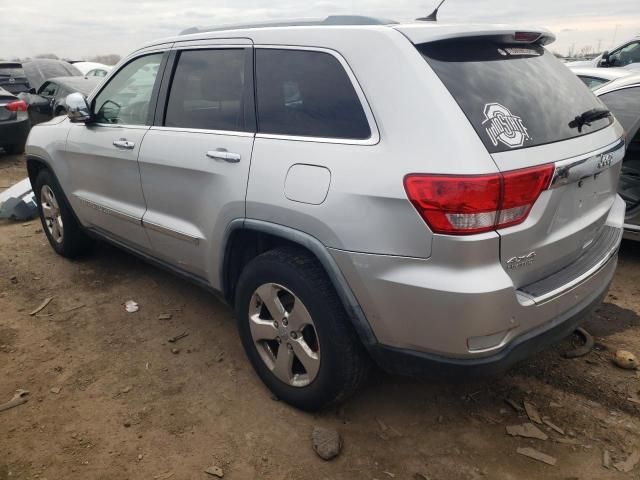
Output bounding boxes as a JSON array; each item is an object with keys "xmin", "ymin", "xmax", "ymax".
[{"xmin": 569, "ymin": 108, "xmax": 612, "ymax": 133}]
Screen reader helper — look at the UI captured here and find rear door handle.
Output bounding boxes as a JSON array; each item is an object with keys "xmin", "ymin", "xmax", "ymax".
[
  {"xmin": 113, "ymin": 138, "xmax": 135, "ymax": 149},
  {"xmin": 206, "ymin": 149, "xmax": 241, "ymax": 163}
]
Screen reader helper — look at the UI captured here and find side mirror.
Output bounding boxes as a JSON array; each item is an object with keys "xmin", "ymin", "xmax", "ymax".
[
  {"xmin": 599, "ymin": 50, "xmax": 610, "ymax": 67},
  {"xmin": 28, "ymin": 87, "xmax": 36, "ymax": 94},
  {"xmin": 66, "ymin": 92, "xmax": 92, "ymax": 123}
]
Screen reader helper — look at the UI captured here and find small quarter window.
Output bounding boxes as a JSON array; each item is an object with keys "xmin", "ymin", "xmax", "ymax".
[
  {"xmin": 164, "ymin": 49, "xmax": 250, "ymax": 132},
  {"xmin": 256, "ymin": 49, "xmax": 371, "ymax": 140}
]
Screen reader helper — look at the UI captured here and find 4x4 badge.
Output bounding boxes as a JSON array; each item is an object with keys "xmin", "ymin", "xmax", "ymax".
[{"xmin": 482, "ymin": 103, "xmax": 531, "ymax": 149}]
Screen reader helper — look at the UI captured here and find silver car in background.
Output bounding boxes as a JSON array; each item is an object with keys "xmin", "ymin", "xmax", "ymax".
[{"xmin": 25, "ymin": 17, "xmax": 626, "ymax": 410}]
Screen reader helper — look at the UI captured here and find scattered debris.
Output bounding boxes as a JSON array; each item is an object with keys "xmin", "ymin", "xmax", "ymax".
[
  {"xmin": 171, "ymin": 348, "xmax": 180, "ymax": 355},
  {"xmin": 603, "ymin": 450, "xmax": 611, "ymax": 469},
  {"xmin": 204, "ymin": 465, "xmax": 224, "ymax": 478},
  {"xmin": 542, "ymin": 418, "xmax": 565, "ymax": 435},
  {"xmin": 168, "ymin": 332, "xmax": 188, "ymax": 343},
  {"xmin": 153, "ymin": 472, "xmax": 174, "ymax": 480},
  {"xmin": 114, "ymin": 386, "xmax": 132, "ymax": 398},
  {"xmin": 413, "ymin": 474, "xmax": 429, "ymax": 480},
  {"xmin": 383, "ymin": 472, "xmax": 396, "ymax": 478},
  {"xmin": 505, "ymin": 398, "xmax": 524, "ymax": 412},
  {"xmin": 524, "ymin": 401, "xmax": 543, "ymax": 425},
  {"xmin": 50, "ymin": 386, "xmax": 61, "ymax": 395},
  {"xmin": 312, "ymin": 426, "xmax": 342, "ymax": 461},
  {"xmin": 30, "ymin": 296, "xmax": 54, "ymax": 316},
  {"xmin": 158, "ymin": 313, "xmax": 173, "ymax": 321},
  {"xmin": 124, "ymin": 300, "xmax": 139, "ymax": 313},
  {"xmin": 376, "ymin": 417, "xmax": 402, "ymax": 439},
  {"xmin": 10, "ymin": 275, "xmax": 18, "ymax": 284},
  {"xmin": 555, "ymin": 438, "xmax": 581, "ymax": 445},
  {"xmin": 563, "ymin": 327, "xmax": 594, "ymax": 358},
  {"xmin": 0, "ymin": 178, "xmax": 37, "ymax": 220},
  {"xmin": 0, "ymin": 389, "xmax": 29, "ymax": 413},
  {"xmin": 506, "ymin": 423, "xmax": 548, "ymax": 441},
  {"xmin": 516, "ymin": 447, "xmax": 557, "ymax": 466},
  {"xmin": 613, "ymin": 350, "xmax": 639, "ymax": 370},
  {"xmin": 613, "ymin": 449, "xmax": 640, "ymax": 473}
]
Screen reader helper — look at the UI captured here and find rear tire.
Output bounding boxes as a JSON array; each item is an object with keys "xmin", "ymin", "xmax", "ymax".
[
  {"xmin": 35, "ymin": 169, "xmax": 93, "ymax": 258},
  {"xmin": 234, "ymin": 247, "xmax": 370, "ymax": 411}
]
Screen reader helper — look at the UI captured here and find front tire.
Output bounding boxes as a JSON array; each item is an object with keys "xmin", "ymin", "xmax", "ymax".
[
  {"xmin": 235, "ymin": 247, "xmax": 370, "ymax": 411},
  {"xmin": 35, "ymin": 169, "xmax": 93, "ymax": 258}
]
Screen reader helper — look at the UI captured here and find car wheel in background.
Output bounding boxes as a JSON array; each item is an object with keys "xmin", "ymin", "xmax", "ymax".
[
  {"xmin": 234, "ymin": 247, "xmax": 370, "ymax": 411},
  {"xmin": 35, "ymin": 169, "xmax": 93, "ymax": 258}
]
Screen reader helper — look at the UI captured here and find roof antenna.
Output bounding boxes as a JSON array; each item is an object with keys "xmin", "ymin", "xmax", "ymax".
[{"xmin": 417, "ymin": 0, "xmax": 447, "ymax": 22}]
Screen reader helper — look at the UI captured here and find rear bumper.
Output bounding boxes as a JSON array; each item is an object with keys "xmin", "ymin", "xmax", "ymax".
[
  {"xmin": 369, "ymin": 261, "xmax": 612, "ymax": 377},
  {"xmin": 0, "ymin": 118, "xmax": 30, "ymax": 148},
  {"xmin": 330, "ymin": 196, "xmax": 624, "ymax": 375}
]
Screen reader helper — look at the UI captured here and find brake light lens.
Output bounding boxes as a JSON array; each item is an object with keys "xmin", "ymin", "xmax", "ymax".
[
  {"xmin": 514, "ymin": 31, "xmax": 541, "ymax": 43},
  {"xmin": 5, "ymin": 100, "xmax": 28, "ymax": 112},
  {"xmin": 404, "ymin": 164, "xmax": 554, "ymax": 235}
]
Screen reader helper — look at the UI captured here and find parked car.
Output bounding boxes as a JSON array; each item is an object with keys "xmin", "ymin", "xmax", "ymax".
[
  {"xmin": 26, "ymin": 17, "xmax": 626, "ymax": 410},
  {"xmin": 23, "ymin": 76, "xmax": 100, "ymax": 126},
  {"xmin": 0, "ymin": 62, "xmax": 31, "ymax": 94},
  {"xmin": 567, "ymin": 36, "xmax": 640, "ymax": 69},
  {"xmin": 569, "ymin": 66, "xmax": 630, "ymax": 89},
  {"xmin": 593, "ymin": 74, "xmax": 640, "ymax": 241},
  {"xmin": 21, "ymin": 59, "xmax": 82, "ymax": 92},
  {"xmin": 0, "ymin": 86, "xmax": 29, "ymax": 154},
  {"xmin": 72, "ymin": 61, "xmax": 113, "ymax": 78}
]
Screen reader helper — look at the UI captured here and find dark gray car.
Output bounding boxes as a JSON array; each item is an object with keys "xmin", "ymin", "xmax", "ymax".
[
  {"xmin": 594, "ymin": 74, "xmax": 640, "ymax": 240},
  {"xmin": 24, "ymin": 76, "xmax": 100, "ymax": 126},
  {"xmin": 0, "ymin": 86, "xmax": 29, "ymax": 154}
]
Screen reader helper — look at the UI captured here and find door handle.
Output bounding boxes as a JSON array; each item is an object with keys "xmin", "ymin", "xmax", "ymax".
[
  {"xmin": 113, "ymin": 138, "xmax": 135, "ymax": 149},
  {"xmin": 206, "ymin": 149, "xmax": 241, "ymax": 163}
]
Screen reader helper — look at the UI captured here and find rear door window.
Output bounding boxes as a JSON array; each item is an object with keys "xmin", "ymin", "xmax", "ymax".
[
  {"xmin": 255, "ymin": 49, "xmax": 371, "ymax": 140},
  {"xmin": 164, "ymin": 49, "xmax": 251, "ymax": 132},
  {"xmin": 418, "ymin": 40, "xmax": 612, "ymax": 153},
  {"xmin": 599, "ymin": 86, "xmax": 640, "ymax": 135}
]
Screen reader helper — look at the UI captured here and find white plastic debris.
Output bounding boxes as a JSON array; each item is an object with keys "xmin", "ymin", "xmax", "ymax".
[
  {"xmin": 124, "ymin": 300, "xmax": 139, "ymax": 313},
  {"xmin": 0, "ymin": 178, "xmax": 37, "ymax": 220}
]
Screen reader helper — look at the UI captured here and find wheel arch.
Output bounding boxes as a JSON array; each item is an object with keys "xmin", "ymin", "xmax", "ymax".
[{"xmin": 220, "ymin": 219, "xmax": 378, "ymax": 348}]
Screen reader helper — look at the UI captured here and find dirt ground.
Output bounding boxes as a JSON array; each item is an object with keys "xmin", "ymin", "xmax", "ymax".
[{"xmin": 1, "ymin": 151, "xmax": 640, "ymax": 480}]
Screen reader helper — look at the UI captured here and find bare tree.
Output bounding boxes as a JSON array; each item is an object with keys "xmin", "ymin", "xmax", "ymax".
[
  {"xmin": 89, "ymin": 54, "xmax": 121, "ymax": 66},
  {"xmin": 34, "ymin": 53, "xmax": 59, "ymax": 60}
]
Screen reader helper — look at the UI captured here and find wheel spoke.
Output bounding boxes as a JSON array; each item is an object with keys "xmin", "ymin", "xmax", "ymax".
[
  {"xmin": 291, "ymin": 338, "xmax": 320, "ymax": 379},
  {"xmin": 272, "ymin": 344, "xmax": 294, "ymax": 383},
  {"xmin": 249, "ymin": 314, "xmax": 278, "ymax": 341},
  {"xmin": 41, "ymin": 203, "xmax": 54, "ymax": 219},
  {"xmin": 51, "ymin": 219, "xmax": 61, "ymax": 240},
  {"xmin": 56, "ymin": 216, "xmax": 64, "ymax": 239},
  {"xmin": 287, "ymin": 300, "xmax": 313, "ymax": 330},
  {"xmin": 255, "ymin": 284, "xmax": 286, "ymax": 320}
]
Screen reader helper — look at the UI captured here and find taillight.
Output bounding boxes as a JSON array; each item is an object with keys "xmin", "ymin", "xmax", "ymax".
[
  {"xmin": 5, "ymin": 100, "xmax": 28, "ymax": 112},
  {"xmin": 404, "ymin": 164, "xmax": 554, "ymax": 235}
]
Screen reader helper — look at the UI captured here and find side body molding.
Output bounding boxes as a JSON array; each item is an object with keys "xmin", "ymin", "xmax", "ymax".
[{"xmin": 221, "ymin": 218, "xmax": 378, "ymax": 348}]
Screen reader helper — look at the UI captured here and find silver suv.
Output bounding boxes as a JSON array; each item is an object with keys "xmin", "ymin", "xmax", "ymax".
[{"xmin": 25, "ymin": 17, "xmax": 626, "ymax": 410}]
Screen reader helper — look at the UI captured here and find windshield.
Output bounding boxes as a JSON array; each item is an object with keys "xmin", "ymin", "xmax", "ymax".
[{"xmin": 418, "ymin": 40, "xmax": 612, "ymax": 153}]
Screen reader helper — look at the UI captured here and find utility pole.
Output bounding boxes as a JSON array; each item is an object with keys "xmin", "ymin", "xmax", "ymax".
[{"xmin": 611, "ymin": 24, "xmax": 621, "ymax": 48}]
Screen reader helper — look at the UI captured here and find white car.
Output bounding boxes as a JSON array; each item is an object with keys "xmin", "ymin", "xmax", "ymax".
[
  {"xmin": 72, "ymin": 62, "xmax": 113, "ymax": 78},
  {"xmin": 566, "ymin": 36, "xmax": 640, "ymax": 69},
  {"xmin": 569, "ymin": 66, "xmax": 631, "ymax": 89}
]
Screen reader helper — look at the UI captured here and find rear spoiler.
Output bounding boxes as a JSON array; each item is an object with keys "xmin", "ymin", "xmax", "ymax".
[{"xmin": 394, "ymin": 24, "xmax": 556, "ymax": 46}]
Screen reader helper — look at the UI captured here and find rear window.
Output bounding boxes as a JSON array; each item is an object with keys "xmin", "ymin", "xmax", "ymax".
[
  {"xmin": 255, "ymin": 49, "xmax": 371, "ymax": 140},
  {"xmin": 419, "ymin": 40, "xmax": 612, "ymax": 153},
  {"xmin": 0, "ymin": 65, "xmax": 25, "ymax": 76}
]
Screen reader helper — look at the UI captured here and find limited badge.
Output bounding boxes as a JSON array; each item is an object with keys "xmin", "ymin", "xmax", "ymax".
[{"xmin": 482, "ymin": 103, "xmax": 531, "ymax": 149}]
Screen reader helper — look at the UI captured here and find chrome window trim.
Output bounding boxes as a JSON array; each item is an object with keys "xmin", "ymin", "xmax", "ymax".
[
  {"xmin": 253, "ymin": 44, "xmax": 381, "ymax": 146},
  {"xmin": 550, "ymin": 137, "xmax": 625, "ymax": 189},
  {"xmin": 595, "ymin": 82, "xmax": 640, "ymax": 96},
  {"xmin": 142, "ymin": 219, "xmax": 202, "ymax": 245},
  {"xmin": 150, "ymin": 126, "xmax": 254, "ymax": 137},
  {"xmin": 90, "ymin": 123, "xmax": 150, "ymax": 131}
]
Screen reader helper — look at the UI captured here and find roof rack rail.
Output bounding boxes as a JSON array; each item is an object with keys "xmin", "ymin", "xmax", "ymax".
[{"xmin": 179, "ymin": 15, "xmax": 398, "ymax": 35}]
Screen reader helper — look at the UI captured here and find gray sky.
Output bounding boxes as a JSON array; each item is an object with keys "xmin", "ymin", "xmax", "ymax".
[{"xmin": 2, "ymin": 0, "xmax": 639, "ymax": 59}]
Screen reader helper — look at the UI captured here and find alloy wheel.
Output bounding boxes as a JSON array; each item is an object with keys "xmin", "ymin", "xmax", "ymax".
[
  {"xmin": 248, "ymin": 283, "xmax": 321, "ymax": 387},
  {"xmin": 40, "ymin": 185, "xmax": 64, "ymax": 244}
]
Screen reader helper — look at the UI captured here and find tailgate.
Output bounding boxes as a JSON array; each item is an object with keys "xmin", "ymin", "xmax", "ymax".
[
  {"xmin": 494, "ymin": 136, "xmax": 625, "ymax": 288},
  {"xmin": 417, "ymin": 36, "xmax": 625, "ymax": 289}
]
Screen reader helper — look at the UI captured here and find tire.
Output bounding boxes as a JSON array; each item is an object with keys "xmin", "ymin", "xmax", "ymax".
[
  {"xmin": 3, "ymin": 144, "xmax": 24, "ymax": 155},
  {"xmin": 35, "ymin": 169, "xmax": 93, "ymax": 258},
  {"xmin": 235, "ymin": 247, "xmax": 370, "ymax": 411}
]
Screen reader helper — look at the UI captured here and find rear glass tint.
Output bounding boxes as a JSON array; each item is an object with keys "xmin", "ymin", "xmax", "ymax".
[
  {"xmin": 0, "ymin": 66, "xmax": 25, "ymax": 76},
  {"xmin": 418, "ymin": 40, "xmax": 612, "ymax": 153}
]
